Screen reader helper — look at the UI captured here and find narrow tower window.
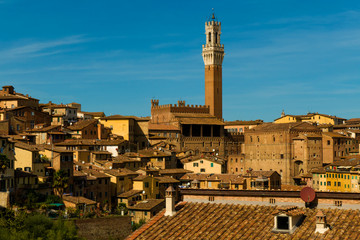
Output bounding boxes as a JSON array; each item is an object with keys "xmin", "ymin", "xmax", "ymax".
[
  {"xmin": 208, "ymin": 32, "xmax": 211, "ymax": 42},
  {"xmin": 215, "ymin": 32, "xmax": 218, "ymax": 44}
]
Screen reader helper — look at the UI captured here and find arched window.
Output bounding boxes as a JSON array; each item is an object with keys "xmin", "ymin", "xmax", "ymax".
[
  {"xmin": 208, "ymin": 32, "xmax": 211, "ymax": 42},
  {"xmin": 215, "ymin": 32, "xmax": 218, "ymax": 44}
]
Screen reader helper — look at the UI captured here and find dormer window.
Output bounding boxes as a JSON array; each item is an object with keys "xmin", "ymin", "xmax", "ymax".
[{"xmin": 272, "ymin": 206, "xmax": 304, "ymax": 234}]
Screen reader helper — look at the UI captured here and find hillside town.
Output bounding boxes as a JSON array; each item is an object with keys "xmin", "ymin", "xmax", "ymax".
[{"xmin": 2, "ymin": 12, "xmax": 360, "ymax": 240}]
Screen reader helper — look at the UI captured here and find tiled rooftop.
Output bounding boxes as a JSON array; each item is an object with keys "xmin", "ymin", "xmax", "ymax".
[
  {"xmin": 181, "ymin": 173, "xmax": 244, "ymax": 184},
  {"xmin": 56, "ymin": 139, "xmax": 126, "ymax": 146},
  {"xmin": 67, "ymin": 119, "xmax": 98, "ymax": 131},
  {"xmin": 130, "ymin": 202, "xmax": 360, "ymax": 239},
  {"xmin": 155, "ymin": 176, "xmax": 180, "ymax": 184},
  {"xmin": 250, "ymin": 122, "xmax": 321, "ymax": 132},
  {"xmin": 128, "ymin": 199, "xmax": 164, "ymax": 211},
  {"xmin": 103, "ymin": 168, "xmax": 139, "ymax": 177}
]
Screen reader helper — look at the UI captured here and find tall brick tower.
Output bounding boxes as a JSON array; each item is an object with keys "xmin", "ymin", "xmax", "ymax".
[{"xmin": 202, "ymin": 13, "xmax": 225, "ymax": 120}]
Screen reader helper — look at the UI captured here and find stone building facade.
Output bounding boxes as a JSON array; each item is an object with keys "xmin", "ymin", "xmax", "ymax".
[{"xmin": 244, "ymin": 122, "xmax": 323, "ymax": 185}]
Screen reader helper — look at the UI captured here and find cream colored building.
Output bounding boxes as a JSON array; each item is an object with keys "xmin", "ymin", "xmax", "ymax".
[{"xmin": 181, "ymin": 156, "xmax": 225, "ymax": 174}]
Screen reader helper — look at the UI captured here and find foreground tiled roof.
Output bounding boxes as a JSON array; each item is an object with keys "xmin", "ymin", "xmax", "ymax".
[{"xmin": 129, "ymin": 202, "xmax": 360, "ymax": 239}]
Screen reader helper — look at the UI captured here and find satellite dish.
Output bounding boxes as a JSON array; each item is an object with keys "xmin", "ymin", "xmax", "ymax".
[{"xmin": 300, "ymin": 187, "xmax": 316, "ymax": 203}]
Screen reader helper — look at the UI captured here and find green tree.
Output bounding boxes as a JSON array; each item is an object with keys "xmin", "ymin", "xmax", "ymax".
[
  {"xmin": 0, "ymin": 154, "xmax": 10, "ymax": 172},
  {"xmin": 53, "ymin": 170, "xmax": 69, "ymax": 199}
]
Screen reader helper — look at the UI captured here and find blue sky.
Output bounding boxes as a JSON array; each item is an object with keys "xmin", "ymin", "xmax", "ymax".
[{"xmin": 1, "ymin": 1, "xmax": 360, "ymax": 122}]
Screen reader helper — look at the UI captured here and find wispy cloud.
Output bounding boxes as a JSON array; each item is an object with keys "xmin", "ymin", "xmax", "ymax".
[{"xmin": 0, "ymin": 35, "xmax": 89, "ymax": 62}]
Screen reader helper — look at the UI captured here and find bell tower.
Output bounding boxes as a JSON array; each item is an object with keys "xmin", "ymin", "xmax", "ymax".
[{"xmin": 202, "ymin": 13, "xmax": 225, "ymax": 120}]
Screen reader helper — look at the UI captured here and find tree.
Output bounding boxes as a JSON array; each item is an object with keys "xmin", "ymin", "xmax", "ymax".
[
  {"xmin": 53, "ymin": 170, "xmax": 69, "ymax": 199},
  {"xmin": 0, "ymin": 154, "xmax": 10, "ymax": 172}
]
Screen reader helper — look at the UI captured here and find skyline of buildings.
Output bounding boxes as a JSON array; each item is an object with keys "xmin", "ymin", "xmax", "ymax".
[{"xmin": 1, "ymin": 1, "xmax": 360, "ymax": 121}]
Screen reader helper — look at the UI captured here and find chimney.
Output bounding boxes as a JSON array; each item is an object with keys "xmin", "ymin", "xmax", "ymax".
[
  {"xmin": 164, "ymin": 185, "xmax": 176, "ymax": 216},
  {"xmin": 315, "ymin": 210, "xmax": 329, "ymax": 234}
]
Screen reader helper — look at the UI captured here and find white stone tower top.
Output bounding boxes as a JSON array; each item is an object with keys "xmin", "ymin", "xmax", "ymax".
[{"xmin": 202, "ymin": 12, "xmax": 225, "ymax": 66}]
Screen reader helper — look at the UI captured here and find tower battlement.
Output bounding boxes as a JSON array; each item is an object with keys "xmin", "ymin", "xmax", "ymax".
[
  {"xmin": 151, "ymin": 99, "xmax": 209, "ymax": 112},
  {"xmin": 205, "ymin": 21, "xmax": 221, "ymax": 26}
]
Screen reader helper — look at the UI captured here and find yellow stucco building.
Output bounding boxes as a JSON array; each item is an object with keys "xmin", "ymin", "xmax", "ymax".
[
  {"xmin": 132, "ymin": 175, "xmax": 160, "ymax": 199},
  {"xmin": 100, "ymin": 115, "xmax": 149, "ymax": 149},
  {"xmin": 312, "ymin": 163, "xmax": 360, "ymax": 192},
  {"xmin": 274, "ymin": 112, "xmax": 345, "ymax": 125}
]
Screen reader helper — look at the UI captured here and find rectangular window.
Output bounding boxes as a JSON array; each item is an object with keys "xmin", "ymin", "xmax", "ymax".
[
  {"xmin": 200, "ymin": 168, "xmax": 205, "ymax": 172},
  {"xmin": 144, "ymin": 182, "xmax": 149, "ymax": 188},
  {"xmin": 327, "ymin": 181, "xmax": 331, "ymax": 186},
  {"xmin": 211, "ymin": 163, "xmax": 214, "ymax": 167},
  {"xmin": 193, "ymin": 163, "xmax": 199, "ymax": 167}
]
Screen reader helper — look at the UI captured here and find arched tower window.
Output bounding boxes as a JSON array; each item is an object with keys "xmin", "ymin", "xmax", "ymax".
[
  {"xmin": 215, "ymin": 32, "xmax": 218, "ymax": 44},
  {"xmin": 208, "ymin": 32, "xmax": 211, "ymax": 43}
]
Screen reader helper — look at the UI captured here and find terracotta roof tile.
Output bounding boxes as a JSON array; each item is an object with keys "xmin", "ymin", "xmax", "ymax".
[
  {"xmin": 128, "ymin": 199, "xmax": 164, "ymax": 211},
  {"xmin": 118, "ymin": 190, "xmax": 143, "ymax": 198},
  {"xmin": 103, "ymin": 168, "xmax": 139, "ymax": 177},
  {"xmin": 225, "ymin": 120, "xmax": 264, "ymax": 126},
  {"xmin": 181, "ymin": 173, "xmax": 245, "ymax": 184},
  {"xmin": 154, "ymin": 176, "xmax": 180, "ymax": 184},
  {"xmin": 67, "ymin": 119, "xmax": 98, "ymax": 131},
  {"xmin": 148, "ymin": 123, "xmax": 180, "ymax": 131},
  {"xmin": 63, "ymin": 195, "xmax": 96, "ymax": 205},
  {"xmin": 56, "ymin": 139, "xmax": 126, "ymax": 146},
  {"xmin": 129, "ymin": 202, "xmax": 360, "ymax": 239},
  {"xmin": 251, "ymin": 122, "xmax": 320, "ymax": 132}
]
